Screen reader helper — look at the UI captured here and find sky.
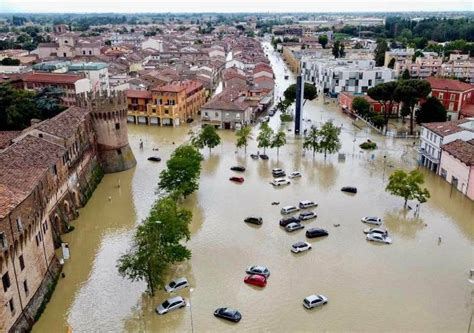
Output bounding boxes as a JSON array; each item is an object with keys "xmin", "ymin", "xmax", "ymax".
[{"xmin": 1, "ymin": 0, "xmax": 473, "ymax": 13}]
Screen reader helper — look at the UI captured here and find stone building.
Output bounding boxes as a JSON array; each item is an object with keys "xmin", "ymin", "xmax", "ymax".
[{"xmin": 0, "ymin": 93, "xmax": 136, "ymax": 332}]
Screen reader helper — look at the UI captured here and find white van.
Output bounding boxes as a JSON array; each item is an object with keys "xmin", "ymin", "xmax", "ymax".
[
  {"xmin": 281, "ymin": 205, "xmax": 299, "ymax": 215},
  {"xmin": 299, "ymin": 200, "xmax": 318, "ymax": 209},
  {"xmin": 271, "ymin": 178, "xmax": 290, "ymax": 186}
]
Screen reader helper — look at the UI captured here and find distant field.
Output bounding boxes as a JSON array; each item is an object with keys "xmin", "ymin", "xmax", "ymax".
[{"xmin": 334, "ymin": 33, "xmax": 351, "ymax": 40}]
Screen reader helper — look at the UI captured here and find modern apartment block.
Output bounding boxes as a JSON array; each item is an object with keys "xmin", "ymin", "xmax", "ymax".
[{"xmin": 301, "ymin": 58, "xmax": 394, "ymax": 95}]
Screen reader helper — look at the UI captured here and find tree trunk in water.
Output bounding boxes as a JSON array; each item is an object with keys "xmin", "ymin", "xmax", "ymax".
[
  {"xmin": 404, "ymin": 198, "xmax": 408, "ymax": 207},
  {"xmin": 313, "ymin": 149, "xmax": 315, "ymax": 158},
  {"xmin": 147, "ymin": 262, "xmax": 154, "ymax": 296},
  {"xmin": 277, "ymin": 147, "xmax": 279, "ymax": 156},
  {"xmin": 409, "ymin": 107, "xmax": 414, "ymax": 135}
]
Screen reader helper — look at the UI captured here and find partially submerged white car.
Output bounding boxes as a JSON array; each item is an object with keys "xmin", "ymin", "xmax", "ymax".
[
  {"xmin": 288, "ymin": 171, "xmax": 302, "ymax": 179},
  {"xmin": 271, "ymin": 178, "xmax": 291, "ymax": 186},
  {"xmin": 303, "ymin": 294, "xmax": 328, "ymax": 309},
  {"xmin": 361, "ymin": 216, "xmax": 383, "ymax": 226},
  {"xmin": 164, "ymin": 277, "xmax": 189, "ymax": 293},
  {"xmin": 366, "ymin": 233, "xmax": 392, "ymax": 244}
]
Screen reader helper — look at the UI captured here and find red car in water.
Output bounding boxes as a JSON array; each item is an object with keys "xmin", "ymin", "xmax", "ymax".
[
  {"xmin": 244, "ymin": 274, "xmax": 267, "ymax": 287},
  {"xmin": 229, "ymin": 176, "xmax": 244, "ymax": 183}
]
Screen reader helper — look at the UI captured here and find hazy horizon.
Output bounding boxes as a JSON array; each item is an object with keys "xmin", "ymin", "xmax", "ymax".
[{"xmin": 1, "ymin": 0, "xmax": 473, "ymax": 14}]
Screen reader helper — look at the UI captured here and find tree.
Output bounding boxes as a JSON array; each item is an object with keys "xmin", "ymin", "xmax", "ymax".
[
  {"xmin": 318, "ymin": 34, "xmax": 328, "ymax": 49},
  {"xmin": 257, "ymin": 122, "xmax": 273, "ymax": 154},
  {"xmin": 271, "ymin": 130, "xmax": 286, "ymax": 156},
  {"xmin": 283, "ymin": 83, "xmax": 317, "ymax": 104},
  {"xmin": 367, "ymin": 81, "xmax": 399, "ymax": 134},
  {"xmin": 401, "ymin": 69, "xmax": 411, "ymax": 80},
  {"xmin": 351, "ymin": 96, "xmax": 371, "ymax": 117},
  {"xmin": 315, "ymin": 121, "xmax": 342, "ymax": 158},
  {"xmin": 192, "ymin": 125, "xmax": 221, "ymax": 153},
  {"xmin": 386, "ymin": 169, "xmax": 430, "ymax": 207},
  {"xmin": 374, "ymin": 39, "xmax": 389, "ymax": 66},
  {"xmin": 0, "ymin": 57, "xmax": 20, "ymax": 66},
  {"xmin": 387, "ymin": 58, "xmax": 395, "ymax": 69},
  {"xmin": 117, "ymin": 196, "xmax": 192, "ymax": 295},
  {"xmin": 303, "ymin": 126, "xmax": 319, "ymax": 157},
  {"xmin": 354, "ymin": 42, "xmax": 364, "ymax": 49},
  {"xmin": 158, "ymin": 144, "xmax": 203, "ymax": 197},
  {"xmin": 416, "ymin": 96, "xmax": 447, "ymax": 124},
  {"xmin": 235, "ymin": 125, "xmax": 253, "ymax": 152},
  {"xmin": 394, "ymin": 79, "xmax": 431, "ymax": 135},
  {"xmin": 332, "ymin": 41, "xmax": 345, "ymax": 58}
]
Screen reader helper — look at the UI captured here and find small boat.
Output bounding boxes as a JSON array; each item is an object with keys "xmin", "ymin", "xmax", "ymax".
[
  {"xmin": 250, "ymin": 154, "xmax": 259, "ymax": 159},
  {"xmin": 259, "ymin": 154, "xmax": 269, "ymax": 160},
  {"xmin": 229, "ymin": 176, "xmax": 244, "ymax": 183},
  {"xmin": 148, "ymin": 156, "xmax": 162, "ymax": 162},
  {"xmin": 341, "ymin": 186, "xmax": 357, "ymax": 194},
  {"xmin": 230, "ymin": 166, "xmax": 246, "ymax": 172}
]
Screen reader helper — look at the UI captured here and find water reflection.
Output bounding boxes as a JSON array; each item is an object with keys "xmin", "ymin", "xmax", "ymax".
[{"xmin": 384, "ymin": 208, "xmax": 426, "ymax": 239}]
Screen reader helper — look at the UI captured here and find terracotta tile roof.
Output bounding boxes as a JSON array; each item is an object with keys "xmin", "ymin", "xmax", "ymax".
[
  {"xmin": 423, "ymin": 119, "xmax": 472, "ymax": 137},
  {"xmin": 426, "ymin": 77, "xmax": 474, "ymax": 92},
  {"xmin": 151, "ymin": 83, "xmax": 186, "ymax": 93},
  {"xmin": 127, "ymin": 90, "xmax": 152, "ymax": 99},
  {"xmin": 21, "ymin": 72, "xmax": 85, "ymax": 84},
  {"xmin": 0, "ymin": 135, "xmax": 65, "ymax": 218},
  {"xmin": 442, "ymin": 139, "xmax": 474, "ymax": 166},
  {"xmin": 202, "ymin": 89, "xmax": 249, "ymax": 111},
  {"xmin": 0, "ymin": 131, "xmax": 21, "ymax": 149},
  {"xmin": 36, "ymin": 106, "xmax": 88, "ymax": 139}
]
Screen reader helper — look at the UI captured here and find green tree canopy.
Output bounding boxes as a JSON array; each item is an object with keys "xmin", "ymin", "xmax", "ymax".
[
  {"xmin": 394, "ymin": 79, "xmax": 431, "ymax": 134},
  {"xmin": 303, "ymin": 126, "xmax": 319, "ymax": 157},
  {"xmin": 318, "ymin": 35, "xmax": 328, "ymax": 48},
  {"xmin": 332, "ymin": 40, "xmax": 345, "ymax": 58},
  {"xmin": 374, "ymin": 38, "xmax": 389, "ymax": 66},
  {"xmin": 192, "ymin": 125, "xmax": 221, "ymax": 153},
  {"xmin": 303, "ymin": 122, "xmax": 341, "ymax": 158},
  {"xmin": 416, "ymin": 96, "xmax": 447, "ymax": 124},
  {"xmin": 158, "ymin": 144, "xmax": 203, "ymax": 197},
  {"xmin": 351, "ymin": 96, "xmax": 371, "ymax": 116},
  {"xmin": 257, "ymin": 122, "xmax": 274, "ymax": 154},
  {"xmin": 283, "ymin": 83, "xmax": 317, "ymax": 104},
  {"xmin": 367, "ymin": 81, "xmax": 399, "ymax": 133},
  {"xmin": 117, "ymin": 195, "xmax": 192, "ymax": 295},
  {"xmin": 271, "ymin": 130, "xmax": 287, "ymax": 156},
  {"xmin": 401, "ymin": 69, "xmax": 411, "ymax": 80},
  {"xmin": 386, "ymin": 169, "xmax": 430, "ymax": 207},
  {"xmin": 387, "ymin": 58, "xmax": 395, "ymax": 69},
  {"xmin": 235, "ymin": 125, "xmax": 253, "ymax": 152}
]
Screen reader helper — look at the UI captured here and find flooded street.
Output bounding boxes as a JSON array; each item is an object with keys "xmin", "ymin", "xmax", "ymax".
[{"xmin": 33, "ymin": 42, "xmax": 473, "ymax": 333}]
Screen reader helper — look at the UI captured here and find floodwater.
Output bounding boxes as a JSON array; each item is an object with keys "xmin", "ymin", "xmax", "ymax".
[{"xmin": 33, "ymin": 42, "xmax": 474, "ymax": 333}]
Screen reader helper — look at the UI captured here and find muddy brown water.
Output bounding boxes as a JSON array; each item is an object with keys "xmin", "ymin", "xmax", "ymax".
[{"xmin": 33, "ymin": 43, "xmax": 474, "ymax": 333}]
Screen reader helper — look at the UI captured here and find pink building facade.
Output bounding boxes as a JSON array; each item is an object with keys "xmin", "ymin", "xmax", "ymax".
[{"xmin": 438, "ymin": 139, "xmax": 474, "ymax": 200}]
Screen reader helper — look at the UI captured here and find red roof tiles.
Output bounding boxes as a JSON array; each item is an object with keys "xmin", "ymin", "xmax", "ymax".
[
  {"xmin": 22, "ymin": 72, "xmax": 85, "ymax": 84},
  {"xmin": 426, "ymin": 77, "xmax": 474, "ymax": 92},
  {"xmin": 127, "ymin": 90, "xmax": 152, "ymax": 99},
  {"xmin": 442, "ymin": 139, "xmax": 474, "ymax": 166}
]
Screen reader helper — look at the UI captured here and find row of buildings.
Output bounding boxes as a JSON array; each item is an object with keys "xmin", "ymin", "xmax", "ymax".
[
  {"xmin": 419, "ymin": 118, "xmax": 474, "ymax": 200},
  {"xmin": 0, "ymin": 92, "xmax": 136, "ymax": 332}
]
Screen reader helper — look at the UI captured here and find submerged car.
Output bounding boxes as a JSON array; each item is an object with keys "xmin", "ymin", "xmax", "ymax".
[
  {"xmin": 363, "ymin": 227, "xmax": 388, "ymax": 236},
  {"xmin": 299, "ymin": 211, "xmax": 317, "ymax": 221},
  {"xmin": 164, "ymin": 277, "xmax": 189, "ymax": 293},
  {"xmin": 303, "ymin": 295, "xmax": 328, "ymax": 309},
  {"xmin": 271, "ymin": 178, "xmax": 290, "ymax": 186},
  {"xmin": 272, "ymin": 168, "xmax": 286, "ymax": 177},
  {"xmin": 156, "ymin": 296, "xmax": 186, "ymax": 315},
  {"xmin": 285, "ymin": 222, "xmax": 304, "ymax": 232},
  {"xmin": 341, "ymin": 186, "xmax": 357, "ymax": 194},
  {"xmin": 229, "ymin": 176, "xmax": 244, "ymax": 183},
  {"xmin": 214, "ymin": 307, "xmax": 242, "ymax": 323},
  {"xmin": 244, "ymin": 274, "xmax": 267, "ymax": 287},
  {"xmin": 250, "ymin": 154, "xmax": 259, "ymax": 159},
  {"xmin": 367, "ymin": 233, "xmax": 392, "ymax": 244},
  {"xmin": 259, "ymin": 154, "xmax": 269, "ymax": 160},
  {"xmin": 244, "ymin": 216, "xmax": 263, "ymax": 225},
  {"xmin": 280, "ymin": 216, "xmax": 300, "ymax": 227},
  {"xmin": 288, "ymin": 171, "xmax": 302, "ymax": 178},
  {"xmin": 230, "ymin": 166, "xmax": 246, "ymax": 172},
  {"xmin": 361, "ymin": 216, "xmax": 383, "ymax": 225},
  {"xmin": 299, "ymin": 200, "xmax": 318, "ymax": 209},
  {"xmin": 281, "ymin": 205, "xmax": 299, "ymax": 215},
  {"xmin": 291, "ymin": 241, "xmax": 312, "ymax": 253},
  {"xmin": 246, "ymin": 265, "xmax": 270, "ymax": 277},
  {"xmin": 148, "ymin": 156, "xmax": 162, "ymax": 162},
  {"xmin": 306, "ymin": 228, "xmax": 329, "ymax": 238}
]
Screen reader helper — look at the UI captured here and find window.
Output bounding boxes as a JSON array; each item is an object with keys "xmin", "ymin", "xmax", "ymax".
[
  {"xmin": 438, "ymin": 93, "xmax": 443, "ymax": 99},
  {"xmin": 63, "ymin": 53, "xmax": 66, "ymax": 57},
  {"xmin": 35, "ymin": 234, "xmax": 39, "ymax": 246},
  {"xmin": 0, "ymin": 232, "xmax": 7, "ymax": 249},
  {"xmin": 450, "ymin": 94, "xmax": 455, "ymax": 101},
  {"xmin": 115, "ymin": 123, "xmax": 120, "ymax": 130},
  {"xmin": 23, "ymin": 280, "xmax": 29, "ymax": 296},
  {"xmin": 117, "ymin": 149, "xmax": 122, "ymax": 155},
  {"xmin": 440, "ymin": 168, "xmax": 447, "ymax": 179},
  {"xmin": 89, "ymin": 50, "xmax": 92, "ymax": 55},
  {"xmin": 82, "ymin": 50, "xmax": 86, "ymax": 55},
  {"xmin": 52, "ymin": 164, "xmax": 57, "ymax": 175},
  {"xmin": 9, "ymin": 299, "xmax": 14, "ymax": 314},
  {"xmin": 16, "ymin": 218, "xmax": 23, "ymax": 233},
  {"xmin": 19, "ymin": 255, "xmax": 25, "ymax": 271},
  {"xmin": 452, "ymin": 176, "xmax": 459, "ymax": 189},
  {"xmin": 215, "ymin": 112, "xmax": 219, "ymax": 117},
  {"xmin": 2, "ymin": 272, "xmax": 11, "ymax": 292},
  {"xmin": 38, "ymin": 133, "xmax": 43, "ymax": 138},
  {"xmin": 43, "ymin": 221, "xmax": 48, "ymax": 233}
]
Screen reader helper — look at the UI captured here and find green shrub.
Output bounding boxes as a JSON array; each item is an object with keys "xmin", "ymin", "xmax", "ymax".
[
  {"xmin": 280, "ymin": 113, "xmax": 293, "ymax": 122},
  {"xmin": 359, "ymin": 141, "xmax": 377, "ymax": 150}
]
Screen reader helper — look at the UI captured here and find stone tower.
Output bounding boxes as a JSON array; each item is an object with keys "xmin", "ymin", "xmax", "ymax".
[{"xmin": 78, "ymin": 91, "xmax": 136, "ymax": 173}]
